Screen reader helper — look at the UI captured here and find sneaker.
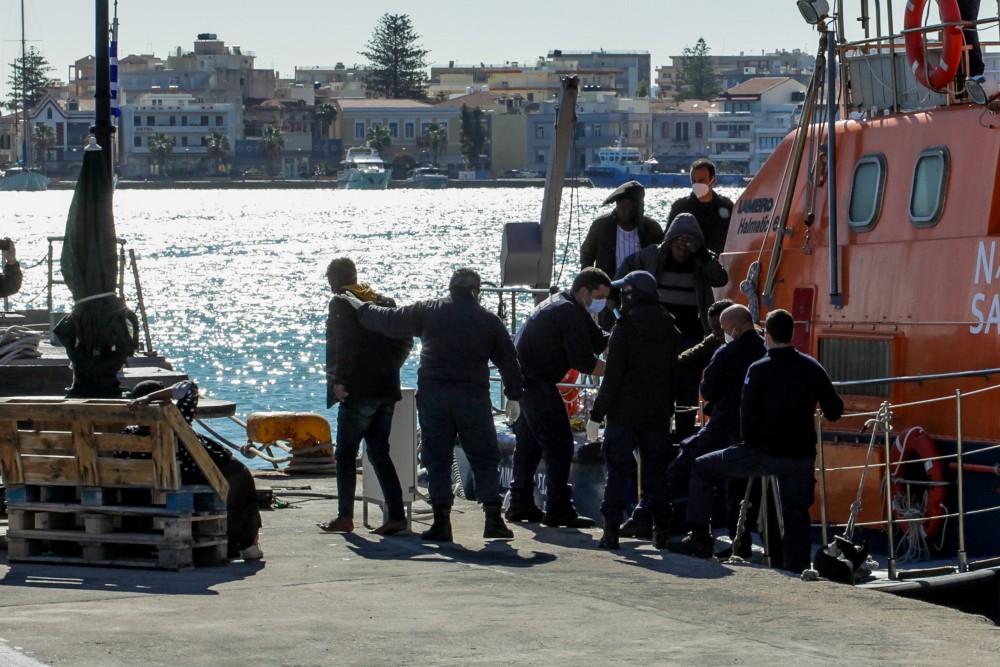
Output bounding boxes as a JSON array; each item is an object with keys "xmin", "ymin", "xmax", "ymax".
[
  {"xmin": 619, "ymin": 516, "xmax": 653, "ymax": 540},
  {"xmin": 666, "ymin": 531, "xmax": 714, "ymax": 559},
  {"xmin": 239, "ymin": 544, "xmax": 264, "ymax": 560},
  {"xmin": 505, "ymin": 504, "xmax": 544, "ymax": 523},
  {"xmin": 652, "ymin": 527, "xmax": 668, "ymax": 550},
  {"xmin": 542, "ymin": 512, "xmax": 595, "ymax": 528}
]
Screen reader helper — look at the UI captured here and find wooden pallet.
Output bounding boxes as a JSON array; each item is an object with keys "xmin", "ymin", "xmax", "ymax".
[{"xmin": 0, "ymin": 398, "xmax": 231, "ymax": 570}]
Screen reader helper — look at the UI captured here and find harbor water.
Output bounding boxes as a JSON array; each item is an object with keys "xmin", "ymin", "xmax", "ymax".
[{"xmin": 1, "ymin": 185, "xmax": 743, "ymax": 466}]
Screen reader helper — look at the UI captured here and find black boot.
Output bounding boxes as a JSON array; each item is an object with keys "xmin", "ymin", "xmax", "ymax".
[
  {"xmin": 420, "ymin": 505, "xmax": 453, "ymax": 542},
  {"xmin": 598, "ymin": 525, "xmax": 620, "ymax": 550},
  {"xmin": 652, "ymin": 526, "xmax": 668, "ymax": 550},
  {"xmin": 483, "ymin": 503, "xmax": 514, "ymax": 539}
]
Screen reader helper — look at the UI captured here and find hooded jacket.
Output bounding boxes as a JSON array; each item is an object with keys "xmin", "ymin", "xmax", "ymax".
[
  {"xmin": 590, "ymin": 300, "xmax": 679, "ymax": 432},
  {"xmin": 0, "ymin": 260, "xmax": 22, "ymax": 298},
  {"xmin": 616, "ymin": 214, "xmax": 729, "ymax": 335}
]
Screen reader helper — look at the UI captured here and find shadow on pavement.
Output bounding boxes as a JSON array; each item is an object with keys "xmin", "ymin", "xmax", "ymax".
[{"xmin": 340, "ymin": 532, "xmax": 557, "ymax": 568}]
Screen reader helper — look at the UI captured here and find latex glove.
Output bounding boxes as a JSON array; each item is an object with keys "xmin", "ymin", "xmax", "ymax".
[
  {"xmin": 586, "ymin": 419, "xmax": 601, "ymax": 442},
  {"xmin": 336, "ymin": 292, "xmax": 364, "ymax": 310},
  {"xmin": 505, "ymin": 400, "xmax": 520, "ymax": 424}
]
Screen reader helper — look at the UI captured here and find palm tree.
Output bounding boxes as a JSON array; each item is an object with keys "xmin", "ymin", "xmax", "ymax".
[
  {"xmin": 259, "ymin": 124, "xmax": 285, "ymax": 178},
  {"xmin": 147, "ymin": 132, "xmax": 175, "ymax": 177},
  {"xmin": 365, "ymin": 124, "xmax": 392, "ymax": 153},
  {"xmin": 422, "ymin": 123, "xmax": 447, "ymax": 164},
  {"xmin": 312, "ymin": 102, "xmax": 337, "ymax": 140},
  {"xmin": 206, "ymin": 130, "xmax": 230, "ymax": 175},
  {"xmin": 31, "ymin": 123, "xmax": 56, "ymax": 172}
]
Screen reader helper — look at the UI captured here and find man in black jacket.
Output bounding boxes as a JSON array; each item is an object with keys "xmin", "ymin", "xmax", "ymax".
[
  {"xmin": 667, "ymin": 159, "xmax": 734, "ymax": 255},
  {"xmin": 670, "ymin": 309, "xmax": 844, "ymax": 573},
  {"xmin": 319, "ymin": 257, "xmax": 414, "ymax": 536},
  {"xmin": 580, "ymin": 181, "xmax": 663, "ymax": 329},
  {"xmin": 342, "ymin": 267, "xmax": 524, "ymax": 543},
  {"xmin": 1, "ymin": 238, "xmax": 22, "ymax": 299},
  {"xmin": 507, "ymin": 267, "xmax": 611, "ymax": 528},
  {"xmin": 589, "ymin": 271, "xmax": 678, "ymax": 550}
]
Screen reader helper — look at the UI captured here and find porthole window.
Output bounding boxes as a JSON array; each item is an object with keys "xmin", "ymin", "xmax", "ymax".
[
  {"xmin": 848, "ymin": 153, "xmax": 886, "ymax": 231},
  {"xmin": 909, "ymin": 146, "xmax": 949, "ymax": 227}
]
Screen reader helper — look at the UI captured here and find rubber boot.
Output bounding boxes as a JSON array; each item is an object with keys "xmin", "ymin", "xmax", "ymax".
[
  {"xmin": 598, "ymin": 525, "xmax": 620, "ymax": 550},
  {"xmin": 483, "ymin": 503, "xmax": 514, "ymax": 539},
  {"xmin": 420, "ymin": 505, "xmax": 453, "ymax": 542}
]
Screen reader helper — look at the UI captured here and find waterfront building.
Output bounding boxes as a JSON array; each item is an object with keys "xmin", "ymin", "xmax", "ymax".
[
  {"xmin": 656, "ymin": 49, "xmax": 814, "ymax": 100},
  {"xmin": 547, "ymin": 49, "xmax": 651, "ymax": 98},
  {"xmin": 238, "ymin": 97, "xmax": 319, "ymax": 179},
  {"xmin": 650, "ymin": 99, "xmax": 718, "ymax": 173},
  {"xmin": 294, "ymin": 64, "xmax": 368, "ymax": 99}
]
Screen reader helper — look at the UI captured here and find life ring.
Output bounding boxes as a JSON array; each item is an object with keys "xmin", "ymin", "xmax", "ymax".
[
  {"xmin": 559, "ymin": 369, "xmax": 582, "ymax": 417},
  {"xmin": 890, "ymin": 426, "xmax": 948, "ymax": 539},
  {"xmin": 904, "ymin": 0, "xmax": 964, "ymax": 91}
]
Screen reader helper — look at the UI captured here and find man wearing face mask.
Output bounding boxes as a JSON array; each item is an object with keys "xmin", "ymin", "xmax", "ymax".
[
  {"xmin": 580, "ymin": 181, "xmax": 664, "ymax": 329},
  {"xmin": 506, "ymin": 267, "xmax": 611, "ymax": 528},
  {"xmin": 664, "ymin": 304, "xmax": 765, "ymax": 548},
  {"xmin": 667, "ymin": 159, "xmax": 734, "ymax": 255}
]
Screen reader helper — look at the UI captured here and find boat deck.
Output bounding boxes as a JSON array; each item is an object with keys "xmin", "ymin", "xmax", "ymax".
[{"xmin": 0, "ymin": 472, "xmax": 998, "ymax": 666}]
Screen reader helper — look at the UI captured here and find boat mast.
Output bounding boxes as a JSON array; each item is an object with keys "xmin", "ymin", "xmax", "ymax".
[
  {"xmin": 19, "ymin": 0, "xmax": 30, "ymax": 170},
  {"xmin": 93, "ymin": 0, "xmax": 114, "ymax": 178}
]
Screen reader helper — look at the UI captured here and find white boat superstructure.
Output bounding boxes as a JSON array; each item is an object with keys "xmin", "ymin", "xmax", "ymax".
[{"xmin": 337, "ymin": 146, "xmax": 390, "ymax": 190}]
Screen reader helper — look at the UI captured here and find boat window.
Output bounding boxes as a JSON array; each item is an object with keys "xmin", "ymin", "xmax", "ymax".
[
  {"xmin": 818, "ymin": 338, "xmax": 891, "ymax": 399},
  {"xmin": 909, "ymin": 146, "xmax": 949, "ymax": 227},
  {"xmin": 847, "ymin": 154, "xmax": 886, "ymax": 232}
]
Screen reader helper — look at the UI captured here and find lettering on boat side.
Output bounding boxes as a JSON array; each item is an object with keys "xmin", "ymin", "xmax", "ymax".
[
  {"xmin": 735, "ymin": 197, "xmax": 776, "ymax": 235},
  {"xmin": 970, "ymin": 240, "xmax": 1000, "ymax": 333}
]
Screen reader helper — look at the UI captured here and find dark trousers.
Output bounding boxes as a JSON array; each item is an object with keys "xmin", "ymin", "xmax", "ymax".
[
  {"xmin": 416, "ymin": 385, "xmax": 501, "ymax": 507},
  {"xmin": 674, "ymin": 335, "xmax": 702, "ymax": 441},
  {"xmin": 687, "ymin": 444, "xmax": 816, "ymax": 573},
  {"xmin": 335, "ymin": 396, "xmax": 405, "ymax": 521},
  {"xmin": 510, "ymin": 377, "xmax": 576, "ymax": 514},
  {"xmin": 600, "ymin": 420, "xmax": 671, "ymax": 528},
  {"xmin": 666, "ymin": 425, "xmax": 732, "ymax": 534}
]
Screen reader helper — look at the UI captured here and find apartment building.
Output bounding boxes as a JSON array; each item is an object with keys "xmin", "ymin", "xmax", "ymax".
[
  {"xmin": 334, "ymin": 98, "xmax": 461, "ymax": 168},
  {"xmin": 657, "ymin": 49, "xmax": 814, "ymax": 99}
]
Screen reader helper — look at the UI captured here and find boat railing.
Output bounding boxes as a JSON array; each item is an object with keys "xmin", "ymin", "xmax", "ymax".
[{"xmin": 816, "ymin": 369, "xmax": 1000, "ymax": 580}]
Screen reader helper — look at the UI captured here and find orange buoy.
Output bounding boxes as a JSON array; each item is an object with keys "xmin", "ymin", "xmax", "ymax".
[{"xmin": 904, "ymin": 0, "xmax": 964, "ymax": 91}]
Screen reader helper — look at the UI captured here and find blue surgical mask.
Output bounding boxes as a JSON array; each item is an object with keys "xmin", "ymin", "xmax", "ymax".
[{"xmin": 587, "ymin": 297, "xmax": 607, "ymax": 314}]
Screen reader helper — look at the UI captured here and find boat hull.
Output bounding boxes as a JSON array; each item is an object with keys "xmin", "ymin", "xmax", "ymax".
[
  {"xmin": 337, "ymin": 171, "xmax": 390, "ymax": 190},
  {"xmin": 0, "ymin": 172, "xmax": 49, "ymax": 191},
  {"xmin": 399, "ymin": 177, "xmax": 448, "ymax": 189}
]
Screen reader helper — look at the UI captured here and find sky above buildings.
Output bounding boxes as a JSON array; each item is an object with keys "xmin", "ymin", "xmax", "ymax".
[{"xmin": 0, "ymin": 0, "xmax": 839, "ymax": 103}]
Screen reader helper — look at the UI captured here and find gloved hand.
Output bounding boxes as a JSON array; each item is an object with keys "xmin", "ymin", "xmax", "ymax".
[
  {"xmin": 336, "ymin": 292, "xmax": 364, "ymax": 310},
  {"xmin": 586, "ymin": 419, "xmax": 601, "ymax": 442},
  {"xmin": 505, "ymin": 400, "xmax": 520, "ymax": 424}
]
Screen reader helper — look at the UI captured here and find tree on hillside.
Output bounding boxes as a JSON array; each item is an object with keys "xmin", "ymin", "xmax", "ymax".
[
  {"xmin": 675, "ymin": 38, "xmax": 720, "ymax": 101},
  {"xmin": 4, "ymin": 46, "xmax": 54, "ymax": 113},
  {"xmin": 459, "ymin": 105, "xmax": 488, "ymax": 170},
  {"xmin": 360, "ymin": 13, "xmax": 429, "ymax": 100}
]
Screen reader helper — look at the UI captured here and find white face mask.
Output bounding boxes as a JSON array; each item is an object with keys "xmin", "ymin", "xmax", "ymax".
[
  {"xmin": 692, "ymin": 182, "xmax": 712, "ymax": 199},
  {"xmin": 724, "ymin": 332, "xmax": 734, "ymax": 344},
  {"xmin": 587, "ymin": 297, "xmax": 608, "ymax": 314}
]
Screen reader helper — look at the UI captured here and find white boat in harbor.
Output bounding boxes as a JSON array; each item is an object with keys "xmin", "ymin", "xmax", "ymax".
[
  {"xmin": 337, "ymin": 146, "xmax": 390, "ymax": 190},
  {"xmin": 400, "ymin": 166, "xmax": 448, "ymax": 189}
]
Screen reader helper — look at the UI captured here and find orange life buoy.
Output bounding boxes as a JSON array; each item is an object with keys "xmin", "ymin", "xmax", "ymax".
[
  {"xmin": 559, "ymin": 369, "xmax": 581, "ymax": 417},
  {"xmin": 904, "ymin": 0, "xmax": 964, "ymax": 91},
  {"xmin": 890, "ymin": 426, "xmax": 948, "ymax": 539}
]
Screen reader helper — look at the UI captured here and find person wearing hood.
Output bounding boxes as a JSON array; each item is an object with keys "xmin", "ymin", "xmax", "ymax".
[
  {"xmin": 667, "ymin": 159, "xmax": 734, "ymax": 255},
  {"xmin": 616, "ymin": 212, "xmax": 728, "ymax": 443},
  {"xmin": 589, "ymin": 271, "xmax": 679, "ymax": 550},
  {"xmin": 580, "ymin": 181, "xmax": 664, "ymax": 329}
]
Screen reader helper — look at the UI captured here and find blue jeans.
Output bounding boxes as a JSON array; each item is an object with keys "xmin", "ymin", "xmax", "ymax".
[
  {"xmin": 416, "ymin": 384, "xmax": 502, "ymax": 507},
  {"xmin": 335, "ymin": 396, "xmax": 405, "ymax": 521},
  {"xmin": 687, "ymin": 444, "xmax": 815, "ymax": 573},
  {"xmin": 600, "ymin": 420, "xmax": 671, "ymax": 528},
  {"xmin": 510, "ymin": 377, "xmax": 576, "ymax": 514}
]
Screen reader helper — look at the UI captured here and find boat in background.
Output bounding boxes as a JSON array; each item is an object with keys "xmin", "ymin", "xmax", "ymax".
[
  {"xmin": 584, "ymin": 135, "xmax": 744, "ymax": 189},
  {"xmin": 400, "ymin": 165, "xmax": 448, "ymax": 189},
  {"xmin": 2, "ymin": 1, "xmax": 48, "ymax": 192},
  {"xmin": 337, "ymin": 145, "xmax": 390, "ymax": 190},
  {"xmin": 0, "ymin": 166, "xmax": 49, "ymax": 192}
]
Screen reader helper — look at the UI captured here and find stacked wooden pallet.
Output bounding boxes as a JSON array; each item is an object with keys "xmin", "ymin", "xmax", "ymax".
[{"xmin": 0, "ymin": 397, "xmax": 230, "ymax": 570}]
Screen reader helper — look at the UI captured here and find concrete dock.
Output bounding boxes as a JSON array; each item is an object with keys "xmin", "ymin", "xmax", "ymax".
[{"xmin": 0, "ymin": 472, "xmax": 998, "ymax": 667}]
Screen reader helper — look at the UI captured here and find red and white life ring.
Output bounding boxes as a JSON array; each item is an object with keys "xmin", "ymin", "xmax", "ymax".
[
  {"xmin": 904, "ymin": 0, "xmax": 965, "ymax": 91},
  {"xmin": 559, "ymin": 368, "xmax": 582, "ymax": 417},
  {"xmin": 890, "ymin": 426, "xmax": 948, "ymax": 539}
]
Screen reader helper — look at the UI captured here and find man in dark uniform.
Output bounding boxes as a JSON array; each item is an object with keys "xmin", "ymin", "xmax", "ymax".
[
  {"xmin": 670, "ymin": 309, "xmax": 844, "ymax": 574},
  {"xmin": 341, "ymin": 268, "xmax": 524, "ymax": 543},
  {"xmin": 1, "ymin": 238, "xmax": 22, "ymax": 299},
  {"xmin": 667, "ymin": 159, "xmax": 734, "ymax": 255},
  {"xmin": 506, "ymin": 267, "xmax": 611, "ymax": 528},
  {"xmin": 589, "ymin": 271, "xmax": 678, "ymax": 550},
  {"xmin": 318, "ymin": 257, "xmax": 413, "ymax": 536},
  {"xmin": 665, "ymin": 304, "xmax": 765, "ymax": 544},
  {"xmin": 580, "ymin": 181, "xmax": 663, "ymax": 329}
]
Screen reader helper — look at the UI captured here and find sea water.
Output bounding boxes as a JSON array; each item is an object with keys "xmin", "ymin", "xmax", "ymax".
[{"xmin": 1, "ymin": 185, "xmax": 742, "ymax": 467}]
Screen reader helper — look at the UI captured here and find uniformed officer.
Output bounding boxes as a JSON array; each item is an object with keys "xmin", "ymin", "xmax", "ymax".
[{"xmin": 667, "ymin": 159, "xmax": 734, "ymax": 256}]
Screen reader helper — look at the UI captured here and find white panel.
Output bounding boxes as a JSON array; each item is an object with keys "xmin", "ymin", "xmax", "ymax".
[{"xmin": 362, "ymin": 387, "xmax": 418, "ymax": 503}]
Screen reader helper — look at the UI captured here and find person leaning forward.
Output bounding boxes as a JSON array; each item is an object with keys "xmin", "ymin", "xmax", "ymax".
[
  {"xmin": 506, "ymin": 267, "xmax": 612, "ymax": 528},
  {"xmin": 669, "ymin": 309, "xmax": 844, "ymax": 574},
  {"xmin": 580, "ymin": 180, "xmax": 664, "ymax": 329},
  {"xmin": 318, "ymin": 257, "xmax": 414, "ymax": 537},
  {"xmin": 338, "ymin": 267, "xmax": 523, "ymax": 542}
]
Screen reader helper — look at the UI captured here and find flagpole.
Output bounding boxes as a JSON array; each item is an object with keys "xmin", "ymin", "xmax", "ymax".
[{"xmin": 93, "ymin": 0, "xmax": 114, "ymax": 179}]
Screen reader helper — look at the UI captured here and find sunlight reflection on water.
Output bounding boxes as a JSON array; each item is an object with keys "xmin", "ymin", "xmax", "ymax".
[{"xmin": 2, "ymin": 185, "xmax": 743, "ymax": 466}]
